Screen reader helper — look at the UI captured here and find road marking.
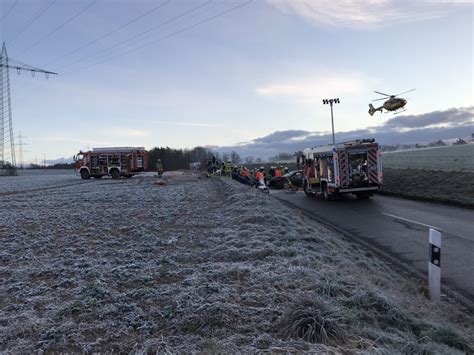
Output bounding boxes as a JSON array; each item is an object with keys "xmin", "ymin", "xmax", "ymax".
[{"xmin": 381, "ymin": 212, "xmax": 445, "ymax": 231}]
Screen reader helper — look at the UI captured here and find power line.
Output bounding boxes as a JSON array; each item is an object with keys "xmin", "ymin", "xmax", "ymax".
[
  {"xmin": 9, "ymin": 0, "xmax": 57, "ymax": 43},
  {"xmin": 71, "ymin": 0, "xmax": 253, "ymax": 74},
  {"xmin": 15, "ymin": 0, "xmax": 98, "ymax": 57},
  {"xmin": 44, "ymin": 0, "xmax": 171, "ymax": 66},
  {"xmin": 57, "ymin": 0, "xmax": 213, "ymax": 71},
  {"xmin": 0, "ymin": 0, "xmax": 19, "ymax": 23}
]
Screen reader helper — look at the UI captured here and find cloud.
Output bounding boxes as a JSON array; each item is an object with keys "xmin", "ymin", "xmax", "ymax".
[
  {"xmin": 253, "ymin": 130, "xmax": 310, "ymax": 143},
  {"xmin": 256, "ymin": 73, "xmax": 374, "ymax": 103},
  {"xmin": 382, "ymin": 107, "xmax": 474, "ymax": 129},
  {"xmin": 39, "ymin": 135, "xmax": 113, "ymax": 146},
  {"xmin": 153, "ymin": 120, "xmax": 222, "ymax": 128},
  {"xmin": 216, "ymin": 106, "xmax": 473, "ymax": 158},
  {"xmin": 110, "ymin": 128, "xmax": 148, "ymax": 137},
  {"xmin": 267, "ymin": 0, "xmax": 469, "ymax": 28}
]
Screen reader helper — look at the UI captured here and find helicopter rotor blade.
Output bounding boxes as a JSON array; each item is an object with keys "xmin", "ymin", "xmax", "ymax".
[
  {"xmin": 374, "ymin": 91, "xmax": 391, "ymax": 97},
  {"xmin": 372, "ymin": 97, "xmax": 387, "ymax": 102},
  {"xmin": 394, "ymin": 88, "xmax": 416, "ymax": 97}
]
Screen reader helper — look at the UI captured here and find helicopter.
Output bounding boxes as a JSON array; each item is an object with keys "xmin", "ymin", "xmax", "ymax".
[{"xmin": 368, "ymin": 89, "xmax": 415, "ymax": 116}]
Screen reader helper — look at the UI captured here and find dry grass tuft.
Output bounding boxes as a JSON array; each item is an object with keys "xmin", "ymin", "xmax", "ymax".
[
  {"xmin": 275, "ymin": 298, "xmax": 347, "ymax": 346},
  {"xmin": 347, "ymin": 290, "xmax": 422, "ymax": 334},
  {"xmin": 427, "ymin": 326, "xmax": 472, "ymax": 353}
]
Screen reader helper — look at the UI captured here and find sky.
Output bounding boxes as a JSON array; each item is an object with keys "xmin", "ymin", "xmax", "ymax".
[{"xmin": 0, "ymin": 0, "xmax": 472, "ymax": 163}]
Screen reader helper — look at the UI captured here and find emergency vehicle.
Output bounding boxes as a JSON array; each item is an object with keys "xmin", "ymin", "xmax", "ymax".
[
  {"xmin": 301, "ymin": 138, "xmax": 382, "ymax": 199},
  {"xmin": 74, "ymin": 147, "xmax": 148, "ymax": 179}
]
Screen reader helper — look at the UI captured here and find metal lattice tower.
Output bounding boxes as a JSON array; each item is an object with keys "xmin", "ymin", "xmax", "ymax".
[
  {"xmin": 0, "ymin": 42, "xmax": 57, "ymax": 176},
  {"xmin": 15, "ymin": 131, "xmax": 28, "ymax": 169}
]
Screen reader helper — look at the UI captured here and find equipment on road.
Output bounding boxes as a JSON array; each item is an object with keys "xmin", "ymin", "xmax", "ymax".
[
  {"xmin": 74, "ymin": 147, "xmax": 148, "ymax": 180},
  {"xmin": 368, "ymin": 89, "xmax": 415, "ymax": 115},
  {"xmin": 301, "ymin": 138, "xmax": 382, "ymax": 200}
]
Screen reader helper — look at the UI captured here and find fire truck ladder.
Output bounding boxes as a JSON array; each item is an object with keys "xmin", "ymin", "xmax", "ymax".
[{"xmin": 0, "ymin": 42, "xmax": 57, "ymax": 176}]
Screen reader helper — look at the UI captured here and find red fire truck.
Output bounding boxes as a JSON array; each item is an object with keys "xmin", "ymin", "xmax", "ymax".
[
  {"xmin": 301, "ymin": 138, "xmax": 382, "ymax": 200},
  {"xmin": 74, "ymin": 147, "xmax": 148, "ymax": 179}
]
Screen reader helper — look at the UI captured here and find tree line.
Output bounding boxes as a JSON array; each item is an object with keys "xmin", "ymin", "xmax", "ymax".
[{"xmin": 148, "ymin": 147, "xmax": 246, "ymax": 170}]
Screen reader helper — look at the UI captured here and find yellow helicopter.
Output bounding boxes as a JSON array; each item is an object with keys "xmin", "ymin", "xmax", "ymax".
[{"xmin": 368, "ymin": 89, "xmax": 415, "ymax": 116}]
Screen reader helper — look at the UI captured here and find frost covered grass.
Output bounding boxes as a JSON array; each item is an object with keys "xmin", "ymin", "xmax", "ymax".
[
  {"xmin": 381, "ymin": 168, "xmax": 474, "ymax": 207},
  {"xmin": 1, "ymin": 173, "xmax": 473, "ymax": 353},
  {"xmin": 382, "ymin": 144, "xmax": 474, "ymax": 172},
  {"xmin": 0, "ymin": 169, "xmax": 80, "ymax": 195}
]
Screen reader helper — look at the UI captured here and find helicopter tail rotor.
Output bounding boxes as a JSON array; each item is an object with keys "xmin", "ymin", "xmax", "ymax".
[{"xmin": 368, "ymin": 104, "xmax": 377, "ymax": 116}]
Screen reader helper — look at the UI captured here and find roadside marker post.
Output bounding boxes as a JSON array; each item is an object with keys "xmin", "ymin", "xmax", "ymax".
[{"xmin": 429, "ymin": 228, "xmax": 442, "ymax": 302}]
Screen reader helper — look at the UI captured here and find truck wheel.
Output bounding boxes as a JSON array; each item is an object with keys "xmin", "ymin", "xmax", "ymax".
[
  {"xmin": 111, "ymin": 169, "xmax": 120, "ymax": 179},
  {"xmin": 80, "ymin": 169, "xmax": 90, "ymax": 180}
]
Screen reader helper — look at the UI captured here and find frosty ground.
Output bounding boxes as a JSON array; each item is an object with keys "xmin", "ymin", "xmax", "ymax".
[{"xmin": 1, "ymin": 171, "xmax": 473, "ymax": 353}]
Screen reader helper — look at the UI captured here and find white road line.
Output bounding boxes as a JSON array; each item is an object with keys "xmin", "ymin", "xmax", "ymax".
[{"xmin": 381, "ymin": 212, "xmax": 444, "ymax": 231}]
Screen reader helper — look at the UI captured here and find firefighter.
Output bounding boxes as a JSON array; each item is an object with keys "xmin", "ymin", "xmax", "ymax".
[
  {"xmin": 255, "ymin": 166, "xmax": 266, "ymax": 187},
  {"xmin": 274, "ymin": 166, "xmax": 283, "ymax": 177},
  {"xmin": 268, "ymin": 166, "xmax": 275, "ymax": 178},
  {"xmin": 156, "ymin": 159, "xmax": 164, "ymax": 177},
  {"xmin": 206, "ymin": 159, "xmax": 214, "ymax": 176},
  {"xmin": 284, "ymin": 167, "xmax": 289, "ymax": 174},
  {"xmin": 225, "ymin": 160, "xmax": 232, "ymax": 177},
  {"xmin": 212, "ymin": 155, "xmax": 218, "ymax": 174}
]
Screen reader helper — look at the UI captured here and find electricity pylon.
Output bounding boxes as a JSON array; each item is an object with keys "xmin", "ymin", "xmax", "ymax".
[
  {"xmin": 15, "ymin": 131, "xmax": 29, "ymax": 169},
  {"xmin": 0, "ymin": 42, "xmax": 57, "ymax": 176}
]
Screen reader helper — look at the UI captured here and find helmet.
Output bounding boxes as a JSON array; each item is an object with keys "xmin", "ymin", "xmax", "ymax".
[
  {"xmin": 260, "ymin": 166, "xmax": 265, "ymax": 171},
  {"xmin": 279, "ymin": 165, "xmax": 283, "ymax": 169}
]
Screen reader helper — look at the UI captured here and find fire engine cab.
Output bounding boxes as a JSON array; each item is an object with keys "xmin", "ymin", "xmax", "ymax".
[
  {"xmin": 74, "ymin": 147, "xmax": 148, "ymax": 180},
  {"xmin": 301, "ymin": 138, "xmax": 382, "ymax": 200}
]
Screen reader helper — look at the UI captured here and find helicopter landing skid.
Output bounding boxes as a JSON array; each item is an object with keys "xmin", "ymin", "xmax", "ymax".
[{"xmin": 393, "ymin": 109, "xmax": 406, "ymax": 114}]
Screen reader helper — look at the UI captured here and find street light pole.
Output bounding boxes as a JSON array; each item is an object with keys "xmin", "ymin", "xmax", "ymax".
[{"xmin": 322, "ymin": 98, "xmax": 340, "ymax": 145}]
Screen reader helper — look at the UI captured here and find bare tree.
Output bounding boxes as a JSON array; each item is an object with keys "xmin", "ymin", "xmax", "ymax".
[
  {"xmin": 230, "ymin": 151, "xmax": 241, "ymax": 165},
  {"xmin": 244, "ymin": 156, "xmax": 254, "ymax": 164}
]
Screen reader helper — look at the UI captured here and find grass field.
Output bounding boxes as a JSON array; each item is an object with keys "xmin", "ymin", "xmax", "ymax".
[
  {"xmin": 382, "ymin": 144, "xmax": 474, "ymax": 172},
  {"xmin": 381, "ymin": 168, "xmax": 474, "ymax": 207},
  {"xmin": 1, "ymin": 171, "xmax": 473, "ymax": 352},
  {"xmin": 380, "ymin": 144, "xmax": 474, "ymax": 206}
]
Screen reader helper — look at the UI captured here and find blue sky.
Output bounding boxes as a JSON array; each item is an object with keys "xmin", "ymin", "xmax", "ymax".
[{"xmin": 0, "ymin": 0, "xmax": 472, "ymax": 163}]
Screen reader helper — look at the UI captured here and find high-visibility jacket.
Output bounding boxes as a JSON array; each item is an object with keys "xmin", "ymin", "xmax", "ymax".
[
  {"xmin": 255, "ymin": 171, "xmax": 264, "ymax": 180},
  {"xmin": 274, "ymin": 169, "xmax": 283, "ymax": 177},
  {"xmin": 241, "ymin": 170, "xmax": 250, "ymax": 177}
]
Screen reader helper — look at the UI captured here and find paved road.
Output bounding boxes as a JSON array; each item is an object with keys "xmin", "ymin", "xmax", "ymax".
[{"xmin": 272, "ymin": 191, "xmax": 474, "ymax": 298}]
